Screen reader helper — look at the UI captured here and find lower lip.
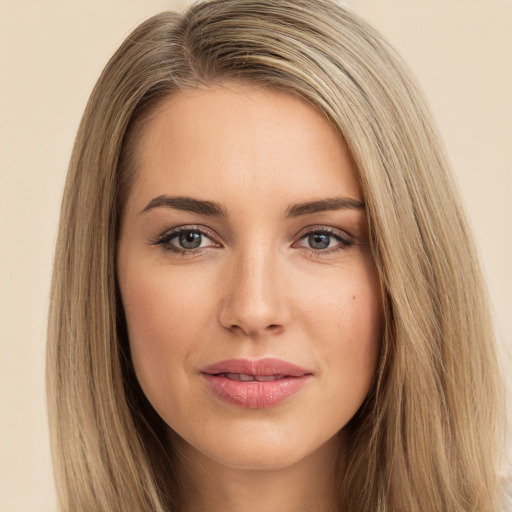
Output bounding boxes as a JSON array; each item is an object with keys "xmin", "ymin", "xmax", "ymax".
[{"xmin": 202, "ymin": 374, "xmax": 310, "ymax": 409}]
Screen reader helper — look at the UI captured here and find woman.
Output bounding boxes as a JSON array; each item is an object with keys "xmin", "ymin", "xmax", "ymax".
[{"xmin": 46, "ymin": 0, "xmax": 506, "ymax": 510}]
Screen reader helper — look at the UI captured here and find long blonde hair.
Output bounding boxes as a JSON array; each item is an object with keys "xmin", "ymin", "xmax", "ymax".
[{"xmin": 47, "ymin": 0, "xmax": 505, "ymax": 510}]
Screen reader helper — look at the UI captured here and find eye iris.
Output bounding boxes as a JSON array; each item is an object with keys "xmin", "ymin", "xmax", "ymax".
[
  {"xmin": 308, "ymin": 233, "xmax": 330, "ymax": 250},
  {"xmin": 179, "ymin": 231, "xmax": 202, "ymax": 249}
]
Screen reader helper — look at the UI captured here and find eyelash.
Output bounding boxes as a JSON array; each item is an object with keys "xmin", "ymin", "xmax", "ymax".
[{"xmin": 150, "ymin": 225, "xmax": 354, "ymax": 258}]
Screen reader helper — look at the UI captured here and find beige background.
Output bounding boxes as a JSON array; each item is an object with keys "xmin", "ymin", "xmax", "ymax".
[{"xmin": 0, "ymin": 1, "xmax": 510, "ymax": 510}]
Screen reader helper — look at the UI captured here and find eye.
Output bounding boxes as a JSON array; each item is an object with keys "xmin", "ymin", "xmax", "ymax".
[
  {"xmin": 152, "ymin": 225, "xmax": 353, "ymax": 257},
  {"xmin": 294, "ymin": 227, "xmax": 353, "ymax": 254},
  {"xmin": 151, "ymin": 226, "xmax": 220, "ymax": 255}
]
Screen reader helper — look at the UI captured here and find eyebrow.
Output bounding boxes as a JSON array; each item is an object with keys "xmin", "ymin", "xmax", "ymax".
[{"xmin": 140, "ymin": 195, "xmax": 365, "ymax": 218}]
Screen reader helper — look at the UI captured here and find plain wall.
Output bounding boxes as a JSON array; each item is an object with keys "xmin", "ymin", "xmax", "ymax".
[{"xmin": 0, "ymin": 1, "xmax": 510, "ymax": 510}]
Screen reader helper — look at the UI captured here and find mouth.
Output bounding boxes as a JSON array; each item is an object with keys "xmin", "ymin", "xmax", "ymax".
[
  {"xmin": 200, "ymin": 357, "xmax": 312, "ymax": 378},
  {"xmin": 200, "ymin": 358, "xmax": 313, "ymax": 409},
  {"xmin": 212, "ymin": 373, "xmax": 289, "ymax": 382}
]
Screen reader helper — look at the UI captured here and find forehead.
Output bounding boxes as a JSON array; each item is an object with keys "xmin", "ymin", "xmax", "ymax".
[{"xmin": 126, "ymin": 83, "xmax": 362, "ymax": 214}]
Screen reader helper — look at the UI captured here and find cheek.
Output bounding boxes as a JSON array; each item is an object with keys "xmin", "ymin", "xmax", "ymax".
[
  {"xmin": 338, "ymin": 269, "xmax": 382, "ymax": 366},
  {"xmin": 301, "ymin": 257, "xmax": 382, "ymax": 346},
  {"xmin": 119, "ymin": 264, "xmax": 217, "ymax": 408},
  {"xmin": 343, "ymin": 273, "xmax": 382, "ymax": 395},
  {"xmin": 122, "ymin": 270, "xmax": 204, "ymax": 342},
  {"xmin": 302, "ymin": 260, "xmax": 382, "ymax": 401}
]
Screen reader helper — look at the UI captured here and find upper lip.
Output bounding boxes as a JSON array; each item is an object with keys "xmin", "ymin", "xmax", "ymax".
[{"xmin": 200, "ymin": 358, "xmax": 313, "ymax": 377}]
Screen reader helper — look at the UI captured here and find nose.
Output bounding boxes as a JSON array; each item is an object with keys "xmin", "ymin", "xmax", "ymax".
[{"xmin": 218, "ymin": 246, "xmax": 290, "ymax": 338}]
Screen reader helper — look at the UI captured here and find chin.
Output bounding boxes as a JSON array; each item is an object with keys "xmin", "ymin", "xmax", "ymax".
[
  {"xmin": 169, "ymin": 420, "xmax": 340, "ymax": 472},
  {"xmin": 208, "ymin": 443, "xmax": 306, "ymax": 471}
]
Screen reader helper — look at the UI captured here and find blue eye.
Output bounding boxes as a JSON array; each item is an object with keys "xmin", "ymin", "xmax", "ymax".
[
  {"xmin": 307, "ymin": 233, "xmax": 331, "ymax": 250},
  {"xmin": 177, "ymin": 231, "xmax": 203, "ymax": 249},
  {"xmin": 296, "ymin": 228, "xmax": 353, "ymax": 253},
  {"xmin": 152, "ymin": 227, "xmax": 218, "ymax": 254},
  {"xmin": 152, "ymin": 225, "xmax": 353, "ymax": 257}
]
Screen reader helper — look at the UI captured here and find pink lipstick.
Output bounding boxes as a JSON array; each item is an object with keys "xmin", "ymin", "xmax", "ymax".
[{"xmin": 200, "ymin": 358, "xmax": 313, "ymax": 409}]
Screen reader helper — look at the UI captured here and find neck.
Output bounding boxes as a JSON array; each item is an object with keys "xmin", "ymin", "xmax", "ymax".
[{"xmin": 172, "ymin": 432, "xmax": 344, "ymax": 512}]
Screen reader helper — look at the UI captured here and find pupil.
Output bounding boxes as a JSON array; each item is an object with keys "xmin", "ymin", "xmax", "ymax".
[
  {"xmin": 179, "ymin": 232, "xmax": 202, "ymax": 249},
  {"xmin": 309, "ymin": 233, "xmax": 330, "ymax": 249}
]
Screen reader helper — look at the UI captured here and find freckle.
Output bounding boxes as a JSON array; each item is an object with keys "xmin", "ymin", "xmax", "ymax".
[{"xmin": 352, "ymin": 295, "xmax": 356, "ymax": 300}]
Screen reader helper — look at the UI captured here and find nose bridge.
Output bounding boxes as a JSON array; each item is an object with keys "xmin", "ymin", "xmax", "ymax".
[{"xmin": 219, "ymin": 240, "xmax": 287, "ymax": 337}]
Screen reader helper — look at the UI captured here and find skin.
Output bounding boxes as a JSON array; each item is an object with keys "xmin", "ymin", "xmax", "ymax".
[{"xmin": 117, "ymin": 82, "xmax": 383, "ymax": 512}]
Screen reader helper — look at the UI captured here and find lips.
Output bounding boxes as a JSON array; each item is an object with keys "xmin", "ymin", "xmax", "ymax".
[
  {"xmin": 221, "ymin": 373, "xmax": 287, "ymax": 382},
  {"xmin": 200, "ymin": 358, "xmax": 313, "ymax": 409}
]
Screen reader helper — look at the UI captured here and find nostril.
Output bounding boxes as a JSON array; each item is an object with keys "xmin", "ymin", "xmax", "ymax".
[
  {"xmin": 266, "ymin": 324, "xmax": 284, "ymax": 334},
  {"xmin": 228, "ymin": 323, "xmax": 283, "ymax": 337}
]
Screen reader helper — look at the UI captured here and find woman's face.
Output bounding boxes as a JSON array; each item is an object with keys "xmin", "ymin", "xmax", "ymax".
[{"xmin": 117, "ymin": 83, "xmax": 383, "ymax": 470}]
